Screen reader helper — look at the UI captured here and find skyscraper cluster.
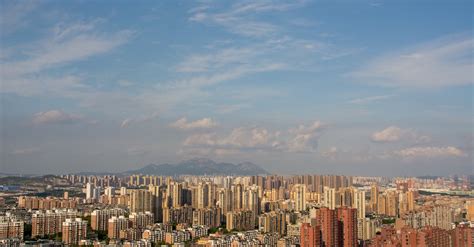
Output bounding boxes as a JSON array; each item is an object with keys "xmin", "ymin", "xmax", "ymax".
[{"xmin": 1, "ymin": 174, "xmax": 472, "ymax": 246}]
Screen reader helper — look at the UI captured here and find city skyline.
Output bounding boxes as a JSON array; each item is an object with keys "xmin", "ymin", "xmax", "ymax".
[
  {"xmin": 4, "ymin": 173, "xmax": 473, "ymax": 246},
  {"xmin": 1, "ymin": 1, "xmax": 473, "ymax": 176}
]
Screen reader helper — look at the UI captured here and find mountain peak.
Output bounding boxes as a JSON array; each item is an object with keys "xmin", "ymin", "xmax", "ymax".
[
  {"xmin": 181, "ymin": 158, "xmax": 216, "ymax": 165},
  {"xmin": 125, "ymin": 159, "xmax": 268, "ymax": 176}
]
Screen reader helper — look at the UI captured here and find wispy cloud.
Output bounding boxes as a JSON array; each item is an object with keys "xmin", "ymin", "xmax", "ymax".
[
  {"xmin": 126, "ymin": 146, "xmax": 151, "ymax": 156},
  {"xmin": 143, "ymin": 63, "xmax": 285, "ymax": 112},
  {"xmin": 216, "ymin": 103, "xmax": 251, "ymax": 114},
  {"xmin": 348, "ymin": 94, "xmax": 394, "ymax": 104},
  {"xmin": 188, "ymin": 1, "xmax": 313, "ymax": 38},
  {"xmin": 394, "ymin": 146, "xmax": 466, "ymax": 158},
  {"xmin": 4, "ymin": 23, "xmax": 133, "ymax": 78},
  {"xmin": 169, "ymin": 1, "xmax": 362, "ymax": 116},
  {"xmin": 11, "ymin": 147, "xmax": 41, "ymax": 155},
  {"xmin": 351, "ymin": 34, "xmax": 473, "ymax": 88},
  {"xmin": 176, "ymin": 47, "xmax": 257, "ymax": 72},
  {"xmin": 33, "ymin": 110, "xmax": 83, "ymax": 125},
  {"xmin": 120, "ymin": 112, "xmax": 159, "ymax": 128},
  {"xmin": 117, "ymin": 80, "xmax": 134, "ymax": 87},
  {"xmin": 188, "ymin": 1, "xmax": 305, "ymax": 38},
  {"xmin": 0, "ymin": 0, "xmax": 39, "ymax": 34},
  {"xmin": 170, "ymin": 117, "xmax": 218, "ymax": 130},
  {"xmin": 1, "ymin": 19, "xmax": 134, "ymax": 97}
]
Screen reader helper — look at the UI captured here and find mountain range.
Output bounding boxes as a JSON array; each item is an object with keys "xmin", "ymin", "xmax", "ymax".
[{"xmin": 124, "ymin": 158, "xmax": 269, "ymax": 176}]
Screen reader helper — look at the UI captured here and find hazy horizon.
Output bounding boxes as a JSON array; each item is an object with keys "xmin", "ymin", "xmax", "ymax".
[{"xmin": 1, "ymin": 1, "xmax": 472, "ymax": 176}]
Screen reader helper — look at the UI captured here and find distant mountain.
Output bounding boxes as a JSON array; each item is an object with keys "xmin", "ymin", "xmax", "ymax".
[{"xmin": 124, "ymin": 158, "xmax": 269, "ymax": 176}]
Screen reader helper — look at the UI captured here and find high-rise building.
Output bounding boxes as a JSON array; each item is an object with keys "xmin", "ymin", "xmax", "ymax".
[
  {"xmin": 62, "ymin": 218, "xmax": 87, "ymax": 245},
  {"xmin": 319, "ymin": 207, "xmax": 340, "ymax": 247},
  {"xmin": 300, "ymin": 223, "xmax": 321, "ymax": 247},
  {"xmin": 386, "ymin": 191, "xmax": 399, "ymax": 217},
  {"xmin": 243, "ymin": 186, "xmax": 260, "ymax": 224},
  {"xmin": 163, "ymin": 206, "xmax": 194, "ymax": 225},
  {"xmin": 337, "ymin": 207, "xmax": 358, "ymax": 247},
  {"xmin": 357, "ymin": 218, "xmax": 377, "ymax": 240},
  {"xmin": 217, "ymin": 188, "xmax": 233, "ymax": 215},
  {"xmin": 32, "ymin": 209, "xmax": 78, "ymax": 237},
  {"xmin": 293, "ymin": 184, "xmax": 307, "ymax": 212},
  {"xmin": 108, "ymin": 216, "xmax": 129, "ymax": 240},
  {"xmin": 354, "ymin": 190, "xmax": 366, "ymax": 219},
  {"xmin": 104, "ymin": 187, "xmax": 115, "ymax": 197},
  {"xmin": 0, "ymin": 217, "xmax": 24, "ymax": 240},
  {"xmin": 129, "ymin": 211, "xmax": 154, "ymax": 229},
  {"xmin": 370, "ymin": 184, "xmax": 379, "ymax": 212},
  {"xmin": 323, "ymin": 187, "xmax": 336, "ymax": 210},
  {"xmin": 232, "ymin": 184, "xmax": 243, "ymax": 211},
  {"xmin": 377, "ymin": 193, "xmax": 387, "ymax": 215},
  {"xmin": 91, "ymin": 208, "xmax": 125, "ymax": 231},
  {"xmin": 450, "ymin": 223, "xmax": 473, "ymax": 247},
  {"xmin": 17, "ymin": 196, "xmax": 77, "ymax": 210},
  {"xmin": 130, "ymin": 190, "xmax": 154, "ymax": 213},
  {"xmin": 401, "ymin": 226, "xmax": 451, "ymax": 247},
  {"xmin": 197, "ymin": 183, "xmax": 210, "ymax": 209},
  {"xmin": 466, "ymin": 200, "xmax": 474, "ymax": 222},
  {"xmin": 86, "ymin": 182, "xmax": 94, "ymax": 200},
  {"xmin": 226, "ymin": 211, "xmax": 254, "ymax": 231},
  {"xmin": 193, "ymin": 207, "xmax": 222, "ymax": 228},
  {"xmin": 120, "ymin": 187, "xmax": 127, "ymax": 196},
  {"xmin": 170, "ymin": 182, "xmax": 183, "ymax": 208},
  {"xmin": 406, "ymin": 190, "xmax": 416, "ymax": 212},
  {"xmin": 258, "ymin": 210, "xmax": 287, "ymax": 236}
]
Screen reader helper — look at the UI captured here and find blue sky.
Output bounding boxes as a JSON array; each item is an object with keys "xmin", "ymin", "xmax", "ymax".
[{"xmin": 1, "ymin": 0, "xmax": 472, "ymax": 176}]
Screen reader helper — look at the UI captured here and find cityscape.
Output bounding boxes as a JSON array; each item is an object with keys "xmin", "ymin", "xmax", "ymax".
[
  {"xmin": 0, "ymin": 169, "xmax": 473, "ymax": 246},
  {"xmin": 1, "ymin": 0, "xmax": 473, "ymax": 247}
]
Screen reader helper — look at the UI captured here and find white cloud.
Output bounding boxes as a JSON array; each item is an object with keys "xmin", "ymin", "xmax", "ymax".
[
  {"xmin": 170, "ymin": 117, "xmax": 218, "ymax": 130},
  {"xmin": 181, "ymin": 121, "xmax": 325, "ymax": 155},
  {"xmin": 371, "ymin": 126, "xmax": 431, "ymax": 144},
  {"xmin": 371, "ymin": 126, "xmax": 404, "ymax": 142},
  {"xmin": 394, "ymin": 146, "xmax": 466, "ymax": 158},
  {"xmin": 183, "ymin": 133, "xmax": 218, "ymax": 147},
  {"xmin": 120, "ymin": 119, "xmax": 133, "ymax": 128},
  {"xmin": 182, "ymin": 127, "xmax": 282, "ymax": 154},
  {"xmin": 11, "ymin": 147, "xmax": 41, "ymax": 155},
  {"xmin": 225, "ymin": 127, "xmax": 282, "ymax": 149},
  {"xmin": 349, "ymin": 95, "xmax": 394, "ymax": 104},
  {"xmin": 126, "ymin": 147, "xmax": 150, "ymax": 156},
  {"xmin": 120, "ymin": 112, "xmax": 159, "ymax": 128},
  {"xmin": 321, "ymin": 146, "xmax": 339, "ymax": 160},
  {"xmin": 351, "ymin": 34, "xmax": 473, "ymax": 88},
  {"xmin": 33, "ymin": 110, "xmax": 82, "ymax": 125},
  {"xmin": 287, "ymin": 121, "xmax": 325, "ymax": 152}
]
